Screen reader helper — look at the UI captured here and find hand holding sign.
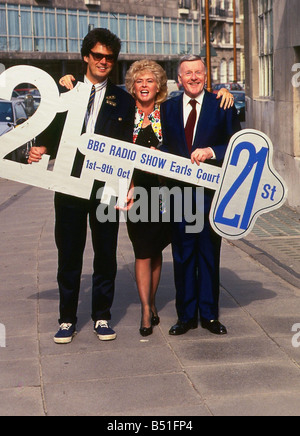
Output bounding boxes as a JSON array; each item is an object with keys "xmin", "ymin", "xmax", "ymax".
[{"xmin": 0, "ymin": 66, "xmax": 287, "ymax": 240}]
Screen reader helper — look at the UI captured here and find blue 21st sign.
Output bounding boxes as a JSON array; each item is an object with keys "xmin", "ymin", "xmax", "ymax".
[
  {"xmin": 0, "ymin": 66, "xmax": 288, "ymax": 240},
  {"xmin": 210, "ymin": 129, "xmax": 287, "ymax": 238}
]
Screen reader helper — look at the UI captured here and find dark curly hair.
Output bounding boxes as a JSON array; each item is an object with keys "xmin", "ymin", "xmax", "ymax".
[{"xmin": 81, "ymin": 28, "xmax": 121, "ymax": 62}]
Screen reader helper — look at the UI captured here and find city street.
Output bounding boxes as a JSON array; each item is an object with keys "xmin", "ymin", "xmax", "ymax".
[
  {"xmin": 0, "ymin": 177, "xmax": 300, "ymax": 416},
  {"xmin": 1, "ymin": 0, "xmax": 300, "ymax": 420}
]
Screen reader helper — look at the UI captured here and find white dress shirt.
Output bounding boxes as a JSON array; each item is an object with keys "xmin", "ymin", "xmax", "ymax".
[
  {"xmin": 183, "ymin": 91, "xmax": 215, "ymax": 159},
  {"xmin": 183, "ymin": 91, "xmax": 205, "ymax": 132},
  {"xmin": 84, "ymin": 76, "xmax": 108, "ymax": 134}
]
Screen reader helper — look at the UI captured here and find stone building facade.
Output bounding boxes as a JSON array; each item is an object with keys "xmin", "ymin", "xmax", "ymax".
[
  {"xmin": 244, "ymin": 0, "xmax": 300, "ymax": 211},
  {"xmin": 0, "ymin": 0, "xmax": 243, "ymax": 84}
]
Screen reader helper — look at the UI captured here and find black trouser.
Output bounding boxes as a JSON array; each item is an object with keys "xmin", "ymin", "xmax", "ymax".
[{"xmin": 54, "ymin": 192, "xmax": 119, "ymax": 325}]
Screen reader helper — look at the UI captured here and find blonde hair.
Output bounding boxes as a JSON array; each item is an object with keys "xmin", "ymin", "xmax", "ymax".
[{"xmin": 125, "ymin": 60, "xmax": 168, "ymax": 105}]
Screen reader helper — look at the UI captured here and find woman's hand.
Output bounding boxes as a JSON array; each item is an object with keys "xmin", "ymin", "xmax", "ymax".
[
  {"xmin": 28, "ymin": 146, "xmax": 47, "ymax": 164},
  {"xmin": 216, "ymin": 88, "xmax": 235, "ymax": 109},
  {"xmin": 115, "ymin": 182, "xmax": 135, "ymax": 211},
  {"xmin": 59, "ymin": 75, "xmax": 76, "ymax": 90}
]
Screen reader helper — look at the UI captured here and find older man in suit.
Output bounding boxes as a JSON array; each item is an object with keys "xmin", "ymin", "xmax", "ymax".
[
  {"xmin": 160, "ymin": 55, "xmax": 241, "ymax": 336},
  {"xmin": 29, "ymin": 28, "xmax": 135, "ymax": 344}
]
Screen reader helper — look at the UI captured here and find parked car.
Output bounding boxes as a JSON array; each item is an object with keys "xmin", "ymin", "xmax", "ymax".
[
  {"xmin": 0, "ymin": 98, "xmax": 34, "ymax": 163},
  {"xmin": 13, "ymin": 87, "xmax": 41, "ymax": 112},
  {"xmin": 167, "ymin": 80, "xmax": 179, "ymax": 95},
  {"xmin": 231, "ymin": 90, "xmax": 245, "ymax": 121},
  {"xmin": 168, "ymin": 90, "xmax": 184, "ymax": 99},
  {"xmin": 212, "ymin": 82, "xmax": 243, "ymax": 93}
]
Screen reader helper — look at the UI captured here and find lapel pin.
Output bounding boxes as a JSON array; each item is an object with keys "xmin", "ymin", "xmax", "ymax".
[{"xmin": 106, "ymin": 100, "xmax": 117, "ymax": 107}]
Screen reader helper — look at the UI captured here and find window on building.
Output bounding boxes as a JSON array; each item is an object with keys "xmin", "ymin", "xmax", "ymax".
[
  {"xmin": 129, "ymin": 18, "xmax": 137, "ymax": 54},
  {"xmin": 178, "ymin": 0, "xmax": 191, "ymax": 9},
  {"xmin": 7, "ymin": 5, "xmax": 20, "ymax": 51},
  {"xmin": 44, "ymin": 10, "xmax": 56, "ymax": 52},
  {"xmin": 21, "ymin": 8, "xmax": 33, "ymax": 52},
  {"xmin": 179, "ymin": 0, "xmax": 198, "ymax": 11},
  {"xmin": 0, "ymin": 4, "xmax": 200, "ymax": 57},
  {"xmin": 67, "ymin": 11, "xmax": 79, "ymax": 53},
  {"xmin": 191, "ymin": 1, "xmax": 198, "ymax": 10},
  {"xmin": 229, "ymin": 24, "xmax": 233, "ymax": 45},
  {"xmin": 258, "ymin": 0, "xmax": 273, "ymax": 97},
  {"xmin": 229, "ymin": 59, "xmax": 234, "ymax": 82},
  {"xmin": 145, "ymin": 18, "xmax": 154, "ymax": 54},
  {"xmin": 220, "ymin": 59, "xmax": 227, "ymax": 83},
  {"xmin": 212, "ymin": 66, "xmax": 218, "ymax": 83}
]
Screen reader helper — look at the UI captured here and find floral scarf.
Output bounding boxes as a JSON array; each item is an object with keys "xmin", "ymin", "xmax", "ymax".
[{"xmin": 133, "ymin": 104, "xmax": 162, "ymax": 145}]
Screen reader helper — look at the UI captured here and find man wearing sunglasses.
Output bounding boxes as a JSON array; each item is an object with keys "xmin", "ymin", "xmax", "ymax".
[{"xmin": 29, "ymin": 28, "xmax": 135, "ymax": 344}]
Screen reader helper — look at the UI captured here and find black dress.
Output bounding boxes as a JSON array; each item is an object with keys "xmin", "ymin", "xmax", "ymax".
[{"xmin": 126, "ymin": 124, "xmax": 171, "ymax": 259}]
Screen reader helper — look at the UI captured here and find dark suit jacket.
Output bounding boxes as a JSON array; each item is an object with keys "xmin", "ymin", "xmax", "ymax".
[
  {"xmin": 160, "ymin": 89, "xmax": 241, "ymax": 212},
  {"xmin": 37, "ymin": 77, "xmax": 135, "ymax": 159}
]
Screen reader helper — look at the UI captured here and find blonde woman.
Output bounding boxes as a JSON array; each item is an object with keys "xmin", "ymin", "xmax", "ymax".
[{"xmin": 124, "ymin": 60, "xmax": 170, "ymax": 337}]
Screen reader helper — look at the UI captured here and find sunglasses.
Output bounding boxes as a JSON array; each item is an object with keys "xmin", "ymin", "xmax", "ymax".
[{"xmin": 89, "ymin": 51, "xmax": 115, "ymax": 63}]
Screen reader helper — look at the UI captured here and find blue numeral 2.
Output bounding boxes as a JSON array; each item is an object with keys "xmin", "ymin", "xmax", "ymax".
[{"xmin": 215, "ymin": 141, "xmax": 268, "ymax": 230}]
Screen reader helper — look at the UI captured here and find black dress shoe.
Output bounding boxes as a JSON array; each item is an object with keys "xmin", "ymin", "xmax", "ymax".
[
  {"xmin": 169, "ymin": 319, "xmax": 198, "ymax": 336},
  {"xmin": 139, "ymin": 326, "xmax": 153, "ymax": 337},
  {"xmin": 201, "ymin": 319, "xmax": 227, "ymax": 335}
]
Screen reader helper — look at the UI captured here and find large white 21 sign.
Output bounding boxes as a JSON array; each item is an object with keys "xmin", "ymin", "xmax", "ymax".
[{"xmin": 0, "ymin": 66, "xmax": 287, "ymax": 239}]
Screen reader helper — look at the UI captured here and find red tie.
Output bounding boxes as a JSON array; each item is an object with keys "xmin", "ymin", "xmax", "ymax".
[{"xmin": 185, "ymin": 99, "xmax": 197, "ymax": 154}]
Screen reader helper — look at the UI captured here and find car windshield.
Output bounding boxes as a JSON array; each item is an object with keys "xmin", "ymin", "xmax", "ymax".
[
  {"xmin": 235, "ymin": 94, "xmax": 245, "ymax": 101},
  {"xmin": 0, "ymin": 102, "xmax": 13, "ymax": 122},
  {"xmin": 231, "ymin": 83, "xmax": 242, "ymax": 90},
  {"xmin": 214, "ymin": 84, "xmax": 225, "ymax": 90}
]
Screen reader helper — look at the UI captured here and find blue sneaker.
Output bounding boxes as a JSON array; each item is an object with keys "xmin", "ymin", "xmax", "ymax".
[
  {"xmin": 94, "ymin": 320, "xmax": 117, "ymax": 341},
  {"xmin": 54, "ymin": 323, "xmax": 76, "ymax": 344}
]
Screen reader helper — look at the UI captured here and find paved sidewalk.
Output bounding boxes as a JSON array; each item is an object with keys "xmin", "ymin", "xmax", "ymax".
[
  {"xmin": 0, "ymin": 178, "xmax": 300, "ymax": 416},
  {"xmin": 232, "ymin": 206, "xmax": 300, "ymax": 289}
]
